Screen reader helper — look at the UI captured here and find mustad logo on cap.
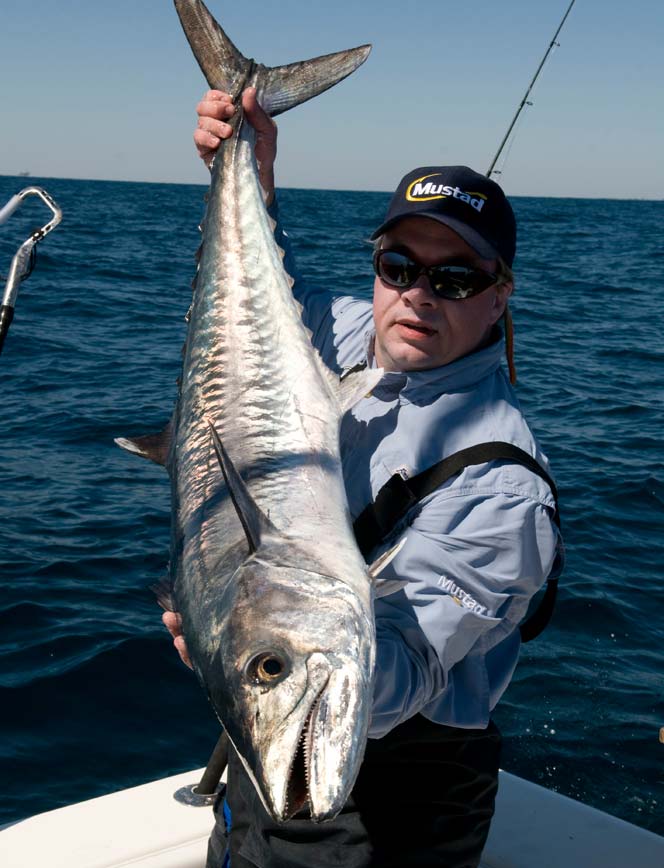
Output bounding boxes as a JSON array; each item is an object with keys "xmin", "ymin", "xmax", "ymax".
[{"xmin": 405, "ymin": 173, "xmax": 487, "ymax": 213}]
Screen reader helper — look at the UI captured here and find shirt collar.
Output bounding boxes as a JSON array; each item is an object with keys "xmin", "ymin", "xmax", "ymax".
[{"xmin": 365, "ymin": 327, "xmax": 505, "ymax": 401}]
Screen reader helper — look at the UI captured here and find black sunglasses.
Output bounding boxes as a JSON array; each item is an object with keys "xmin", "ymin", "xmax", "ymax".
[{"xmin": 373, "ymin": 249, "xmax": 498, "ymax": 300}]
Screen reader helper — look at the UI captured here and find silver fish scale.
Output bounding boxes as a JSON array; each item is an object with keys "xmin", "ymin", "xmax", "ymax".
[{"xmin": 174, "ymin": 116, "xmax": 362, "ymax": 581}]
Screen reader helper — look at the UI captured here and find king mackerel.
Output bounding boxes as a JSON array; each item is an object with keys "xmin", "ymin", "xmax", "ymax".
[{"xmin": 116, "ymin": 0, "xmax": 395, "ymax": 824}]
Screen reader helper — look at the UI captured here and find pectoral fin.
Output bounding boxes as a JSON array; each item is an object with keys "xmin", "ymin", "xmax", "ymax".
[{"xmin": 206, "ymin": 418, "xmax": 277, "ymax": 554}]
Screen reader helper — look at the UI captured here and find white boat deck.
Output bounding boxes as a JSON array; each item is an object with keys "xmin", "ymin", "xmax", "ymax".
[{"xmin": 1, "ymin": 767, "xmax": 662, "ymax": 867}]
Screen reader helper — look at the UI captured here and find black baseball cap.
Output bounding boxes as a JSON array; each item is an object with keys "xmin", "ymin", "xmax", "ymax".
[{"xmin": 370, "ymin": 166, "xmax": 517, "ymax": 266}]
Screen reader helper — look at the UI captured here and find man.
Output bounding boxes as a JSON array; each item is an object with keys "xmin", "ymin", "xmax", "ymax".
[{"xmin": 164, "ymin": 88, "xmax": 563, "ymax": 868}]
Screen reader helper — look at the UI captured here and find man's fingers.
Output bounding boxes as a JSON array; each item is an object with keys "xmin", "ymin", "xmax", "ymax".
[
  {"xmin": 197, "ymin": 115, "xmax": 232, "ymax": 140},
  {"xmin": 192, "ymin": 87, "xmax": 276, "ymax": 176},
  {"xmin": 202, "ymin": 89, "xmax": 230, "ymax": 102},
  {"xmin": 194, "ymin": 98, "xmax": 234, "ymax": 165},
  {"xmin": 197, "ymin": 88, "xmax": 272, "ymax": 136},
  {"xmin": 162, "ymin": 612, "xmax": 193, "ymax": 669},
  {"xmin": 194, "ymin": 130, "xmax": 221, "ymax": 166},
  {"xmin": 162, "ymin": 610, "xmax": 182, "ymax": 638},
  {"xmin": 242, "ymin": 87, "xmax": 276, "ymax": 139},
  {"xmin": 174, "ymin": 635, "xmax": 193, "ymax": 669},
  {"xmin": 196, "ymin": 93, "xmax": 235, "ymax": 121},
  {"xmin": 196, "ymin": 87, "xmax": 274, "ymax": 142}
]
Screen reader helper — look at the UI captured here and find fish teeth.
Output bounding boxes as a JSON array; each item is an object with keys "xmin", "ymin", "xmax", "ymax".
[{"xmin": 282, "ymin": 684, "xmax": 326, "ymax": 818}]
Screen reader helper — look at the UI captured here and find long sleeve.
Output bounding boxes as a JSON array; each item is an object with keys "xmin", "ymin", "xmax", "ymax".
[
  {"xmin": 369, "ymin": 478, "xmax": 561, "ymax": 737},
  {"xmin": 267, "ymin": 196, "xmax": 563, "ymax": 738},
  {"xmin": 269, "ymin": 196, "xmax": 373, "ymax": 371}
]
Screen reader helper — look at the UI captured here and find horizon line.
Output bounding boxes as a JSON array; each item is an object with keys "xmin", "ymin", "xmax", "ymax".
[{"xmin": 1, "ymin": 173, "xmax": 663, "ymax": 204}]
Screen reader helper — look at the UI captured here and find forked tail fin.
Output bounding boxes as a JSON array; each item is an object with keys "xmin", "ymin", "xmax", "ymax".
[{"xmin": 174, "ymin": 0, "xmax": 371, "ymax": 116}]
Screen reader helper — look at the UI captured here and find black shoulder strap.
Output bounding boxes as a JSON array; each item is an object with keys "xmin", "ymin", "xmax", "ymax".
[{"xmin": 352, "ymin": 441, "xmax": 561, "ymax": 642}]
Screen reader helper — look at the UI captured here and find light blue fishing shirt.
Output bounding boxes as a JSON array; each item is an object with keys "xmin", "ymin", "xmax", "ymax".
[{"xmin": 273, "ymin": 202, "xmax": 564, "ymax": 738}]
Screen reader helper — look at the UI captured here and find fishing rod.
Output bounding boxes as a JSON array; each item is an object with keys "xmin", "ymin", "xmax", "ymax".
[
  {"xmin": 0, "ymin": 186, "xmax": 63, "ymax": 356},
  {"xmin": 487, "ymin": 0, "xmax": 577, "ymax": 179}
]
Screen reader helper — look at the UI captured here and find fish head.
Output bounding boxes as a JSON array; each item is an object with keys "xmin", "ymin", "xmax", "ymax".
[{"xmin": 203, "ymin": 551, "xmax": 374, "ymax": 823}]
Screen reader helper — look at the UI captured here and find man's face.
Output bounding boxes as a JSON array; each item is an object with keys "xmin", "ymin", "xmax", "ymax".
[{"xmin": 372, "ymin": 217, "xmax": 512, "ymax": 372}]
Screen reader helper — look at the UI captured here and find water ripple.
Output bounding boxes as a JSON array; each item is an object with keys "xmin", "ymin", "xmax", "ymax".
[{"xmin": 0, "ymin": 177, "xmax": 662, "ymax": 833}]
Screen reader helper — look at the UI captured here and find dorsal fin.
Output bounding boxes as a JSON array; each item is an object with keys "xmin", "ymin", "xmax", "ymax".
[
  {"xmin": 174, "ymin": 0, "xmax": 371, "ymax": 114},
  {"xmin": 206, "ymin": 418, "xmax": 277, "ymax": 553}
]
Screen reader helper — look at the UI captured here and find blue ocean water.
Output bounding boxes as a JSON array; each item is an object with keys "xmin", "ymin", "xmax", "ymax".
[{"xmin": 0, "ymin": 175, "xmax": 662, "ymax": 835}]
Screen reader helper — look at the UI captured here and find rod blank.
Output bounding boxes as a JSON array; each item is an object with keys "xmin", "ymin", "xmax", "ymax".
[{"xmin": 487, "ymin": 0, "xmax": 577, "ymax": 179}]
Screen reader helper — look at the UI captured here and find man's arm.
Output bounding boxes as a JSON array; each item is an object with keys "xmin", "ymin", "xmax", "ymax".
[
  {"xmin": 165, "ymin": 469, "xmax": 562, "ymax": 731},
  {"xmin": 164, "ymin": 484, "xmax": 560, "ymax": 699},
  {"xmin": 193, "ymin": 88, "xmax": 373, "ymax": 372},
  {"xmin": 368, "ymin": 480, "xmax": 561, "ymax": 737}
]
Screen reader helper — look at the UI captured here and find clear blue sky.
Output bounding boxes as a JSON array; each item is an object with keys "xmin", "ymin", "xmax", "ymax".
[{"xmin": 1, "ymin": 0, "xmax": 663, "ymax": 198}]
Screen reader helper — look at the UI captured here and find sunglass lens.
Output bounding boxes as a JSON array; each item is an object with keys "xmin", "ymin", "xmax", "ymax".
[
  {"xmin": 430, "ymin": 267, "xmax": 494, "ymax": 299},
  {"xmin": 375, "ymin": 252, "xmax": 497, "ymax": 298},
  {"xmin": 377, "ymin": 251, "xmax": 417, "ymax": 287},
  {"xmin": 430, "ymin": 268, "xmax": 471, "ymax": 298}
]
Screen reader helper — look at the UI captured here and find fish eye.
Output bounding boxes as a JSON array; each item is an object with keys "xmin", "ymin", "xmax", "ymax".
[{"xmin": 245, "ymin": 651, "xmax": 289, "ymax": 686}]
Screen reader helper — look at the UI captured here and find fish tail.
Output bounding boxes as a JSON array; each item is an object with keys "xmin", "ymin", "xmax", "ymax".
[{"xmin": 174, "ymin": 0, "xmax": 371, "ymax": 115}]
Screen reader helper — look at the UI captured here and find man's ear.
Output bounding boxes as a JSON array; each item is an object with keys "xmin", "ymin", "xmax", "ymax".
[{"xmin": 490, "ymin": 281, "xmax": 513, "ymax": 324}]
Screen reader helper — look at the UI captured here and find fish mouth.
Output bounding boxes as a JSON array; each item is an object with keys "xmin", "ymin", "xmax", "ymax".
[
  {"xmin": 260, "ymin": 654, "xmax": 369, "ymax": 823},
  {"xmin": 282, "ymin": 678, "xmax": 328, "ymax": 819}
]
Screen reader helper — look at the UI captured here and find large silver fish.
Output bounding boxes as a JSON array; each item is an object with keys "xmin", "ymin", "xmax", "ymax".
[{"xmin": 117, "ymin": 0, "xmax": 392, "ymax": 823}]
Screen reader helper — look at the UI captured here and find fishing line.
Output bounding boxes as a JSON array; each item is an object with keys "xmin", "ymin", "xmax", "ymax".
[{"xmin": 491, "ymin": 41, "xmax": 554, "ymax": 184}]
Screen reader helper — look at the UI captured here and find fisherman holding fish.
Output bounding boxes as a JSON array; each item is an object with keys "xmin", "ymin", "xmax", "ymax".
[{"xmin": 160, "ymin": 82, "xmax": 563, "ymax": 868}]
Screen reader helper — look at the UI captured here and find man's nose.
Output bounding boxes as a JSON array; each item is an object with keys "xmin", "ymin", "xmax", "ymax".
[{"xmin": 402, "ymin": 275, "xmax": 437, "ymax": 306}]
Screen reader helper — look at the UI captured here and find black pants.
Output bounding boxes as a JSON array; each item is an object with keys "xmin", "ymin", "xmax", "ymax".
[{"xmin": 207, "ymin": 715, "xmax": 501, "ymax": 868}]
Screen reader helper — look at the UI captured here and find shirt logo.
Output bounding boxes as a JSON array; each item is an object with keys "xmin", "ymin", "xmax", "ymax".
[
  {"xmin": 437, "ymin": 575, "xmax": 488, "ymax": 615},
  {"xmin": 406, "ymin": 174, "xmax": 487, "ymax": 213}
]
